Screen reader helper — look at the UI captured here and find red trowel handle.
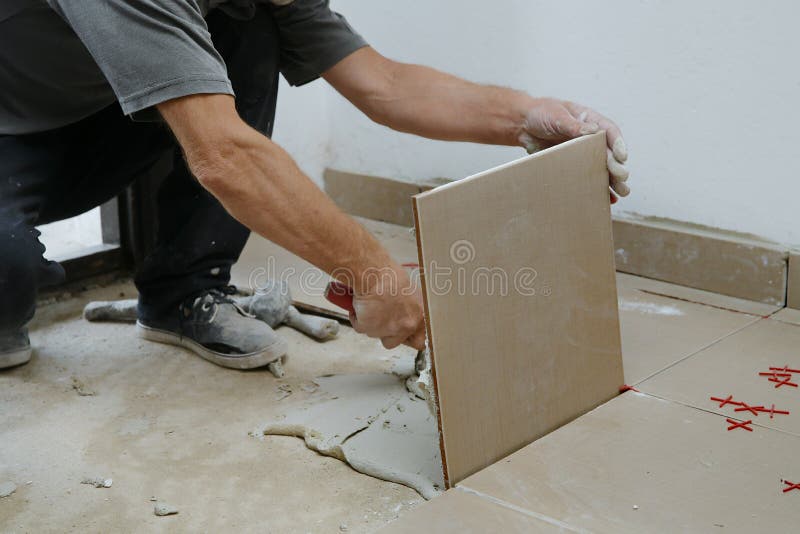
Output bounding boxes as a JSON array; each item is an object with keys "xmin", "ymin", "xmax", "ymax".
[{"xmin": 325, "ymin": 281, "xmax": 355, "ymax": 316}]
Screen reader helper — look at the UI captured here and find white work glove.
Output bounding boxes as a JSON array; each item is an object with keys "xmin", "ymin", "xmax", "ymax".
[{"xmin": 519, "ymin": 98, "xmax": 629, "ymax": 203}]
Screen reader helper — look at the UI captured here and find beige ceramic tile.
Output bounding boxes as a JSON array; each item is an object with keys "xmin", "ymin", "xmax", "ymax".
[
  {"xmin": 415, "ymin": 133, "xmax": 622, "ymax": 485},
  {"xmin": 617, "ymin": 272, "xmax": 781, "ymax": 316},
  {"xmin": 613, "ymin": 217, "xmax": 787, "ymax": 305},
  {"xmin": 324, "ymin": 168, "xmax": 434, "ymax": 227},
  {"xmin": 638, "ymin": 318, "xmax": 800, "ymax": 435},
  {"xmin": 380, "ymin": 488, "xmax": 567, "ymax": 533},
  {"xmin": 618, "ymin": 281, "xmax": 759, "ymax": 384},
  {"xmin": 773, "ymin": 307, "xmax": 800, "ymax": 327},
  {"xmin": 459, "ymin": 393, "xmax": 800, "ymax": 533},
  {"xmin": 231, "ymin": 217, "xmax": 418, "ymax": 317},
  {"xmin": 788, "ymin": 250, "xmax": 800, "ymax": 310}
]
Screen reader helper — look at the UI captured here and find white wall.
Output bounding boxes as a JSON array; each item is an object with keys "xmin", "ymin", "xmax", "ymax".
[
  {"xmin": 272, "ymin": 77, "xmax": 332, "ymax": 183},
  {"xmin": 278, "ymin": 0, "xmax": 800, "ymax": 246},
  {"xmin": 38, "ymin": 207, "xmax": 103, "ymax": 259}
]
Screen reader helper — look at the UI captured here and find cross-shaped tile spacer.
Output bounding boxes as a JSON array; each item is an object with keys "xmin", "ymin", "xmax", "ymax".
[
  {"xmin": 783, "ymin": 480, "xmax": 800, "ymax": 493},
  {"xmin": 759, "ymin": 371, "xmax": 792, "ymax": 380},
  {"xmin": 726, "ymin": 418, "xmax": 754, "ymax": 432},
  {"xmin": 769, "ymin": 376, "xmax": 799, "ymax": 388},
  {"xmin": 710, "ymin": 395, "xmax": 741, "ymax": 408},
  {"xmin": 771, "ymin": 366, "xmax": 800, "ymax": 374},
  {"xmin": 755, "ymin": 404, "xmax": 791, "ymax": 419},
  {"xmin": 734, "ymin": 401, "xmax": 763, "ymax": 416}
]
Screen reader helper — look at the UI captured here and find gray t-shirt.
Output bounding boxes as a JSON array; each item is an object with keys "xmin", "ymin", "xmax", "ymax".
[{"xmin": 0, "ymin": 0, "xmax": 366, "ymax": 135}]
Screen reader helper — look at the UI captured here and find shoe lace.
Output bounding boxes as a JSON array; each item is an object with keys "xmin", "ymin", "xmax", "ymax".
[{"xmin": 182, "ymin": 286, "xmax": 254, "ymax": 323}]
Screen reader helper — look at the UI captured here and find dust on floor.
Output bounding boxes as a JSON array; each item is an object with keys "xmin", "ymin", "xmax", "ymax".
[{"xmin": 0, "ymin": 282, "xmax": 423, "ymax": 533}]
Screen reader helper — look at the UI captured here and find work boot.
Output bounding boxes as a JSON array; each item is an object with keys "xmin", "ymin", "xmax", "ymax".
[
  {"xmin": 0, "ymin": 328, "xmax": 32, "ymax": 369},
  {"xmin": 137, "ymin": 287, "xmax": 288, "ymax": 370}
]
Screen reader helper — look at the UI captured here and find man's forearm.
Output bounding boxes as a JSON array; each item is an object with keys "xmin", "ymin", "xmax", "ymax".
[
  {"xmin": 369, "ymin": 62, "xmax": 533, "ymax": 146},
  {"xmin": 158, "ymin": 94, "xmax": 400, "ymax": 294},
  {"xmin": 200, "ymin": 136, "xmax": 395, "ymax": 289},
  {"xmin": 325, "ymin": 49, "xmax": 534, "ymax": 147}
]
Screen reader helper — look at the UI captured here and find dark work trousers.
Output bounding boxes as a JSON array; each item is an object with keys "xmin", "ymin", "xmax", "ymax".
[{"xmin": 0, "ymin": 7, "xmax": 280, "ymax": 332}]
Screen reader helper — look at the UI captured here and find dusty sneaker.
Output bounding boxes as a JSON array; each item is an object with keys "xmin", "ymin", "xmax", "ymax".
[
  {"xmin": 137, "ymin": 288, "xmax": 287, "ymax": 370},
  {"xmin": 0, "ymin": 328, "xmax": 32, "ymax": 369}
]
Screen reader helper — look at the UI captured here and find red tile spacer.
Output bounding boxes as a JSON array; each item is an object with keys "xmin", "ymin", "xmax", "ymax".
[
  {"xmin": 771, "ymin": 366, "xmax": 800, "ymax": 374},
  {"xmin": 726, "ymin": 418, "xmax": 754, "ymax": 432},
  {"xmin": 759, "ymin": 371, "xmax": 792, "ymax": 378},
  {"xmin": 756, "ymin": 404, "xmax": 791, "ymax": 419},
  {"xmin": 769, "ymin": 376, "xmax": 799, "ymax": 388},
  {"xmin": 619, "ymin": 384, "xmax": 639, "ymax": 393},
  {"xmin": 734, "ymin": 402, "xmax": 763, "ymax": 416},
  {"xmin": 783, "ymin": 480, "xmax": 800, "ymax": 493},
  {"xmin": 710, "ymin": 395, "xmax": 742, "ymax": 408}
]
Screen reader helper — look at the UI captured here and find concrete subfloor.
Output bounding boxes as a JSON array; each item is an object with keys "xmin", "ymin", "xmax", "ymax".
[{"xmin": 0, "ymin": 280, "xmax": 422, "ymax": 533}]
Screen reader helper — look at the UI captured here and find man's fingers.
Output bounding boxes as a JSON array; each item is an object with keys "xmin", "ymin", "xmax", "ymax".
[
  {"xmin": 594, "ymin": 117, "xmax": 625, "ymax": 160},
  {"xmin": 520, "ymin": 131, "xmax": 545, "ymax": 154},
  {"xmin": 580, "ymin": 122, "xmax": 600, "ymax": 136},
  {"xmin": 566, "ymin": 102, "xmax": 627, "ymax": 162},
  {"xmin": 404, "ymin": 329, "xmax": 427, "ymax": 351},
  {"xmin": 520, "ymin": 132, "xmax": 562, "ymax": 155},
  {"xmin": 612, "ymin": 137, "xmax": 628, "ymax": 163},
  {"xmin": 572, "ymin": 109, "xmax": 600, "ymax": 136},
  {"xmin": 612, "ymin": 181, "xmax": 630, "ymax": 197},
  {"xmin": 381, "ymin": 336, "xmax": 405, "ymax": 350},
  {"xmin": 598, "ymin": 119, "xmax": 625, "ymax": 160},
  {"xmin": 607, "ymin": 150, "xmax": 629, "ymax": 182},
  {"xmin": 563, "ymin": 112, "xmax": 599, "ymax": 137},
  {"xmin": 380, "ymin": 334, "xmax": 424, "ymax": 351},
  {"xmin": 546, "ymin": 107, "xmax": 598, "ymax": 140},
  {"xmin": 606, "ymin": 149, "xmax": 630, "ymax": 198},
  {"xmin": 382, "ymin": 322, "xmax": 425, "ymax": 350},
  {"xmin": 349, "ymin": 313, "xmax": 365, "ymax": 334}
]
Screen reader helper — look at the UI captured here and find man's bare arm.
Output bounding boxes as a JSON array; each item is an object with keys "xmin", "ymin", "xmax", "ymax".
[
  {"xmin": 157, "ymin": 94, "xmax": 425, "ymax": 349},
  {"xmin": 323, "ymin": 47, "xmax": 629, "ymax": 199}
]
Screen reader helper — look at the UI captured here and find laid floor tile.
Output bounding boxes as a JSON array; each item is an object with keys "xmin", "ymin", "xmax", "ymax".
[
  {"xmin": 380, "ymin": 488, "xmax": 566, "ymax": 533},
  {"xmin": 773, "ymin": 307, "xmax": 800, "ymax": 327},
  {"xmin": 616, "ymin": 273, "xmax": 781, "ymax": 316},
  {"xmin": 458, "ymin": 393, "xmax": 800, "ymax": 533},
  {"xmin": 638, "ymin": 318, "xmax": 800, "ymax": 435},
  {"xmin": 618, "ymin": 281, "xmax": 759, "ymax": 384}
]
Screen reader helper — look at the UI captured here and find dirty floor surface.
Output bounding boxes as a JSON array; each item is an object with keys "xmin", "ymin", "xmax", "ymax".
[{"xmin": 0, "ymin": 278, "xmax": 422, "ymax": 533}]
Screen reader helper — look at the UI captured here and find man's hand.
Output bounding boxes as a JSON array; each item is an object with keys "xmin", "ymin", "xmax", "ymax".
[
  {"xmin": 519, "ymin": 98, "xmax": 629, "ymax": 203},
  {"xmin": 349, "ymin": 266, "xmax": 426, "ymax": 350}
]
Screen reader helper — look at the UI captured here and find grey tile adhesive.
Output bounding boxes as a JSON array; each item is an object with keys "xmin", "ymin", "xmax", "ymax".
[{"xmin": 257, "ymin": 366, "xmax": 444, "ymax": 499}]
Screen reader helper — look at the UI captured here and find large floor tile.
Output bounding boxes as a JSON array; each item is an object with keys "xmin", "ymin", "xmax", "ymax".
[
  {"xmin": 380, "ymin": 488, "xmax": 566, "ymax": 533},
  {"xmin": 638, "ymin": 318, "xmax": 800, "ymax": 435},
  {"xmin": 773, "ymin": 307, "xmax": 800, "ymax": 327},
  {"xmin": 458, "ymin": 393, "xmax": 800, "ymax": 533},
  {"xmin": 616, "ymin": 272, "xmax": 781, "ymax": 316},
  {"xmin": 618, "ymin": 280, "xmax": 759, "ymax": 384}
]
